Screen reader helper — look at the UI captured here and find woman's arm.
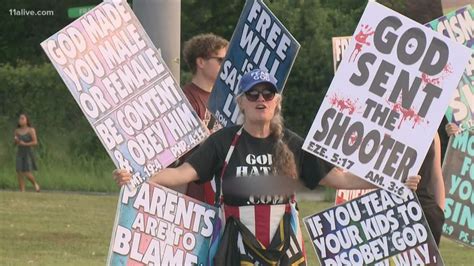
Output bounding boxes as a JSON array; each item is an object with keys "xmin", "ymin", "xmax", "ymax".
[
  {"xmin": 319, "ymin": 167, "xmax": 420, "ymax": 190},
  {"xmin": 13, "ymin": 130, "xmax": 19, "ymax": 145},
  {"xmin": 114, "ymin": 130, "xmax": 222, "ymax": 188},
  {"xmin": 19, "ymin": 128, "xmax": 38, "ymax": 146},
  {"xmin": 430, "ymin": 133, "xmax": 445, "ymax": 210},
  {"xmin": 114, "ymin": 162, "xmax": 199, "ymax": 187}
]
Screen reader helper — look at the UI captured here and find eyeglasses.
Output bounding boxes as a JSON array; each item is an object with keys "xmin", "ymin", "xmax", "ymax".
[
  {"xmin": 207, "ymin": 56, "xmax": 224, "ymax": 64},
  {"xmin": 244, "ymin": 89, "xmax": 276, "ymax": 102}
]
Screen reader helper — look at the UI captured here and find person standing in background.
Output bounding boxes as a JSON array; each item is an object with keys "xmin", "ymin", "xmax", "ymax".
[
  {"xmin": 14, "ymin": 113, "xmax": 40, "ymax": 192},
  {"xmin": 182, "ymin": 33, "xmax": 228, "ymax": 132},
  {"xmin": 180, "ymin": 33, "xmax": 228, "ymax": 202},
  {"xmin": 417, "ymin": 132, "xmax": 445, "ymax": 246}
]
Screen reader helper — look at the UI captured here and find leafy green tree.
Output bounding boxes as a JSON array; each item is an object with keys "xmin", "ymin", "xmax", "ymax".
[{"xmin": 1, "ymin": 0, "xmax": 102, "ymax": 65}]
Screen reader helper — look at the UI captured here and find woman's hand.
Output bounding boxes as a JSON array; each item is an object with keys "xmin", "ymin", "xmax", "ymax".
[
  {"xmin": 445, "ymin": 123, "xmax": 460, "ymax": 136},
  {"xmin": 113, "ymin": 163, "xmax": 198, "ymax": 188},
  {"xmin": 113, "ymin": 169, "xmax": 131, "ymax": 187},
  {"xmin": 404, "ymin": 175, "xmax": 421, "ymax": 191}
]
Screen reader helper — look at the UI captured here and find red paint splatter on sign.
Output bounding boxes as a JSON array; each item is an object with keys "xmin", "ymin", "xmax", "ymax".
[
  {"xmin": 391, "ymin": 102, "xmax": 424, "ymax": 129},
  {"xmin": 421, "ymin": 73, "xmax": 441, "ymax": 86},
  {"xmin": 421, "ymin": 63, "xmax": 453, "ymax": 87},
  {"xmin": 329, "ymin": 94, "xmax": 359, "ymax": 115},
  {"xmin": 349, "ymin": 131, "xmax": 358, "ymax": 145},
  {"xmin": 349, "ymin": 24, "xmax": 375, "ymax": 62},
  {"xmin": 443, "ymin": 63, "xmax": 453, "ymax": 74}
]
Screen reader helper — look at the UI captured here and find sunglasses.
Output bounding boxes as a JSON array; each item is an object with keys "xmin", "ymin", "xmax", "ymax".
[
  {"xmin": 245, "ymin": 88, "xmax": 276, "ymax": 102},
  {"xmin": 208, "ymin": 56, "xmax": 224, "ymax": 64}
]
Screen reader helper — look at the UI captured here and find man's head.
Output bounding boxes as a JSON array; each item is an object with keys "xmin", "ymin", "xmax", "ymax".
[{"xmin": 183, "ymin": 33, "xmax": 228, "ymax": 81}]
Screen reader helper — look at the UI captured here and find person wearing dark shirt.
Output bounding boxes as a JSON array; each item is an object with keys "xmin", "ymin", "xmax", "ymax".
[
  {"xmin": 182, "ymin": 33, "xmax": 228, "ymax": 129},
  {"xmin": 417, "ymin": 132, "xmax": 445, "ymax": 246},
  {"xmin": 180, "ymin": 33, "xmax": 228, "ymax": 201}
]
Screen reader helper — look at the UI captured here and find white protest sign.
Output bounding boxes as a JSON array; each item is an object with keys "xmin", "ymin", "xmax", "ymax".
[
  {"xmin": 303, "ymin": 2, "xmax": 471, "ymax": 198},
  {"xmin": 332, "ymin": 35, "xmax": 376, "ymax": 204},
  {"xmin": 41, "ymin": 1, "xmax": 208, "ymax": 189}
]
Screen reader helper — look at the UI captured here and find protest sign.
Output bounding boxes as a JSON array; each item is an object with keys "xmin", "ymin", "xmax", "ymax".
[
  {"xmin": 335, "ymin": 188, "xmax": 375, "ymax": 205},
  {"xmin": 332, "ymin": 36, "xmax": 375, "ymax": 204},
  {"xmin": 441, "ymin": 130, "xmax": 474, "ymax": 247},
  {"xmin": 41, "ymin": 1, "xmax": 208, "ymax": 189},
  {"xmin": 425, "ymin": 5, "xmax": 474, "ymax": 248},
  {"xmin": 426, "ymin": 5, "xmax": 474, "ymax": 132},
  {"xmin": 304, "ymin": 189, "xmax": 444, "ymax": 265},
  {"xmin": 208, "ymin": 0, "xmax": 300, "ymax": 127},
  {"xmin": 332, "ymin": 36, "xmax": 351, "ymax": 74},
  {"xmin": 303, "ymin": 2, "xmax": 471, "ymax": 199},
  {"xmin": 107, "ymin": 182, "xmax": 219, "ymax": 265}
]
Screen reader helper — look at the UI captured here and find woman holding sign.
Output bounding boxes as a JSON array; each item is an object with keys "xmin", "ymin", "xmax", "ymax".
[
  {"xmin": 14, "ymin": 113, "xmax": 40, "ymax": 192},
  {"xmin": 114, "ymin": 69, "xmax": 421, "ymax": 264}
]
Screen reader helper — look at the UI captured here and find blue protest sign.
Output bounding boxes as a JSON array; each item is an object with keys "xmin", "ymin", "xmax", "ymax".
[{"xmin": 208, "ymin": 0, "xmax": 300, "ymax": 127}]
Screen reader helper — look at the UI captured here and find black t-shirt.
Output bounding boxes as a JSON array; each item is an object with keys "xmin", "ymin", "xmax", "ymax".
[
  {"xmin": 417, "ymin": 139, "xmax": 436, "ymax": 204},
  {"xmin": 186, "ymin": 126, "xmax": 333, "ymax": 206}
]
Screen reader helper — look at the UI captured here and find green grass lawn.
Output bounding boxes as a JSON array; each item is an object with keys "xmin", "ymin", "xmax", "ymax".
[
  {"xmin": 0, "ymin": 191, "xmax": 473, "ymax": 265},
  {"xmin": 0, "ymin": 123, "xmax": 118, "ymax": 193}
]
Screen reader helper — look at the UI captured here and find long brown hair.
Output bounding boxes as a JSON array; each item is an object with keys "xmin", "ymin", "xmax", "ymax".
[
  {"xmin": 269, "ymin": 100, "xmax": 298, "ymax": 178},
  {"xmin": 17, "ymin": 113, "xmax": 32, "ymax": 128},
  {"xmin": 237, "ymin": 95, "xmax": 298, "ymax": 178},
  {"xmin": 183, "ymin": 33, "xmax": 228, "ymax": 74}
]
